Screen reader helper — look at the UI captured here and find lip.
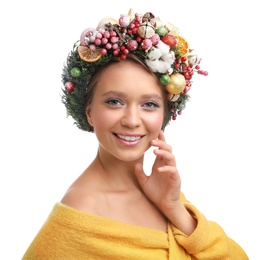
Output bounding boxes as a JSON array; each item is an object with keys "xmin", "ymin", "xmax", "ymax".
[{"xmin": 114, "ymin": 133, "xmax": 144, "ymax": 146}]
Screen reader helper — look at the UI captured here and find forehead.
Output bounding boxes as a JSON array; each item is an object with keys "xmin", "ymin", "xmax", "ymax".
[
  {"xmin": 100, "ymin": 60, "xmax": 153, "ymax": 79},
  {"xmin": 96, "ymin": 60, "xmax": 163, "ymax": 94}
]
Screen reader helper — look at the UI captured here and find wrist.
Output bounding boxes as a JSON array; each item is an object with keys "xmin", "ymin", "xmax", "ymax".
[{"xmin": 163, "ymin": 201, "xmax": 197, "ymax": 236}]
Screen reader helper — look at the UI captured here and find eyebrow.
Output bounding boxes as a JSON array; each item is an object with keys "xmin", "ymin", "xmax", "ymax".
[
  {"xmin": 102, "ymin": 91, "xmax": 162, "ymax": 101},
  {"xmin": 141, "ymin": 93, "xmax": 163, "ymax": 101},
  {"xmin": 102, "ymin": 91, "xmax": 128, "ymax": 98}
]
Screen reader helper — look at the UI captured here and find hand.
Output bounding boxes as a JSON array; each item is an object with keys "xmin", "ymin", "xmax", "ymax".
[
  {"xmin": 134, "ymin": 130, "xmax": 181, "ymax": 214},
  {"xmin": 135, "ymin": 131, "xmax": 197, "ymax": 235}
]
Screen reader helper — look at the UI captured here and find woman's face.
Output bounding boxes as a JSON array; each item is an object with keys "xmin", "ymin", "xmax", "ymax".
[{"xmin": 86, "ymin": 60, "xmax": 165, "ymax": 162}]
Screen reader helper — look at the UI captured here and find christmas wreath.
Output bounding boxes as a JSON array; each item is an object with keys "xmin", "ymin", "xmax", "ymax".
[{"xmin": 61, "ymin": 9, "xmax": 208, "ymax": 132}]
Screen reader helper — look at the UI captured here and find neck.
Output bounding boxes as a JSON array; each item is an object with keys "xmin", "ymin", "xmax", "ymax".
[{"xmin": 90, "ymin": 149, "xmax": 144, "ymax": 192}]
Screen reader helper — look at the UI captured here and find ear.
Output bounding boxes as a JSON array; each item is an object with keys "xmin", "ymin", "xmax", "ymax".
[{"xmin": 86, "ymin": 105, "xmax": 93, "ymax": 126}]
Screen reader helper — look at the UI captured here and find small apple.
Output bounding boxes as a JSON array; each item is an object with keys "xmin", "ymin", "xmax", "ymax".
[
  {"xmin": 161, "ymin": 34, "xmax": 177, "ymax": 49},
  {"xmin": 64, "ymin": 82, "xmax": 75, "ymax": 93}
]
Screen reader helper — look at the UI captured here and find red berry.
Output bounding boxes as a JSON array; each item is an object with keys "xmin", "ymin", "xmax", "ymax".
[
  {"xmin": 105, "ymin": 43, "xmax": 112, "ymax": 49},
  {"xmin": 136, "ymin": 36, "xmax": 142, "ymax": 42},
  {"xmin": 101, "ymin": 48, "xmax": 107, "ymax": 55},
  {"xmin": 122, "ymin": 48, "xmax": 129, "ymax": 55},
  {"xmin": 127, "ymin": 39, "xmax": 138, "ymax": 51},
  {"xmin": 101, "ymin": 38, "xmax": 108, "ymax": 44},
  {"xmin": 132, "ymin": 28, "xmax": 138, "ymax": 34},
  {"xmin": 113, "ymin": 50, "xmax": 120, "ymax": 56},
  {"xmin": 109, "ymin": 31, "xmax": 116, "ymax": 37},
  {"xmin": 119, "ymin": 54, "xmax": 127, "ymax": 60}
]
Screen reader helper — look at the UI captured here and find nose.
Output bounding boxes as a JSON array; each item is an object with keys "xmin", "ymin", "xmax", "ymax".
[{"xmin": 121, "ymin": 106, "xmax": 141, "ymax": 128}]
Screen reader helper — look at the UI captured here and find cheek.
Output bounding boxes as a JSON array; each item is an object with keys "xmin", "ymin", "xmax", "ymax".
[
  {"xmin": 146, "ymin": 112, "xmax": 164, "ymax": 132},
  {"xmin": 91, "ymin": 109, "xmax": 116, "ymax": 129}
]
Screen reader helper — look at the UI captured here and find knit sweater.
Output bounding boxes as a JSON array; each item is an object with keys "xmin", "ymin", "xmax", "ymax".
[{"xmin": 22, "ymin": 194, "xmax": 248, "ymax": 259}]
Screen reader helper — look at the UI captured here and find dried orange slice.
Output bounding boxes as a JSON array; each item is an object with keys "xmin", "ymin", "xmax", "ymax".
[
  {"xmin": 175, "ymin": 35, "xmax": 189, "ymax": 57},
  {"xmin": 78, "ymin": 45, "xmax": 102, "ymax": 62}
]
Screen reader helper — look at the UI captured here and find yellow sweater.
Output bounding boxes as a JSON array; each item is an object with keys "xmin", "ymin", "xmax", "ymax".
[{"xmin": 23, "ymin": 194, "xmax": 248, "ymax": 259}]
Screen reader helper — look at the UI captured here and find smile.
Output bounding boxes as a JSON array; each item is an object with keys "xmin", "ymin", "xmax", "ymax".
[{"xmin": 116, "ymin": 134, "xmax": 142, "ymax": 142}]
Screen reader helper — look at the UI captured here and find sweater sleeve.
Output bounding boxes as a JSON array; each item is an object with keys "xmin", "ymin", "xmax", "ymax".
[{"xmin": 170, "ymin": 193, "xmax": 249, "ymax": 260}]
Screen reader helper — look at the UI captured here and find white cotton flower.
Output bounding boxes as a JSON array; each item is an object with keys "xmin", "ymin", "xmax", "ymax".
[
  {"xmin": 167, "ymin": 67, "xmax": 173, "ymax": 75},
  {"xmin": 147, "ymin": 47, "xmax": 162, "ymax": 60},
  {"xmin": 145, "ymin": 59, "xmax": 158, "ymax": 72},
  {"xmin": 161, "ymin": 52, "xmax": 175, "ymax": 65},
  {"xmin": 156, "ymin": 60, "xmax": 172, "ymax": 73},
  {"xmin": 145, "ymin": 59, "xmax": 171, "ymax": 74},
  {"xmin": 156, "ymin": 41, "xmax": 170, "ymax": 55},
  {"xmin": 146, "ymin": 41, "xmax": 174, "ymax": 74}
]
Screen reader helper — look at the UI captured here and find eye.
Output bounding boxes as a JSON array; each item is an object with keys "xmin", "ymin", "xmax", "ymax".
[
  {"xmin": 105, "ymin": 98, "xmax": 123, "ymax": 107},
  {"xmin": 142, "ymin": 101, "xmax": 159, "ymax": 110}
]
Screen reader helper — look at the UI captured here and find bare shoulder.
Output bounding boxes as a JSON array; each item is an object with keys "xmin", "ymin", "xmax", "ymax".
[
  {"xmin": 61, "ymin": 186, "xmax": 91, "ymax": 209},
  {"xmin": 60, "ymin": 171, "xmax": 99, "ymax": 214}
]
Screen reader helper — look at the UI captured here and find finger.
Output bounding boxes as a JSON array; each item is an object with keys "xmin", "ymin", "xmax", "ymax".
[
  {"xmin": 158, "ymin": 165, "xmax": 180, "ymax": 179},
  {"xmin": 154, "ymin": 149, "xmax": 176, "ymax": 166},
  {"xmin": 151, "ymin": 131, "xmax": 169, "ymax": 151},
  {"xmin": 157, "ymin": 130, "xmax": 165, "ymax": 142},
  {"xmin": 152, "ymin": 139, "xmax": 172, "ymax": 153}
]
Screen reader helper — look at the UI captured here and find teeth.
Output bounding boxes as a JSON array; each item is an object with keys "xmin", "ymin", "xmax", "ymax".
[{"xmin": 117, "ymin": 135, "xmax": 141, "ymax": 141}]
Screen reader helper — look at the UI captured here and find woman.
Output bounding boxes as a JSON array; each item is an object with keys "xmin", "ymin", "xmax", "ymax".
[{"xmin": 23, "ymin": 9, "xmax": 248, "ymax": 259}]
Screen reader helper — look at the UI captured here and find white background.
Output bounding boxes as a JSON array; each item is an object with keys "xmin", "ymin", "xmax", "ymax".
[{"xmin": 1, "ymin": 0, "xmax": 272, "ymax": 259}]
